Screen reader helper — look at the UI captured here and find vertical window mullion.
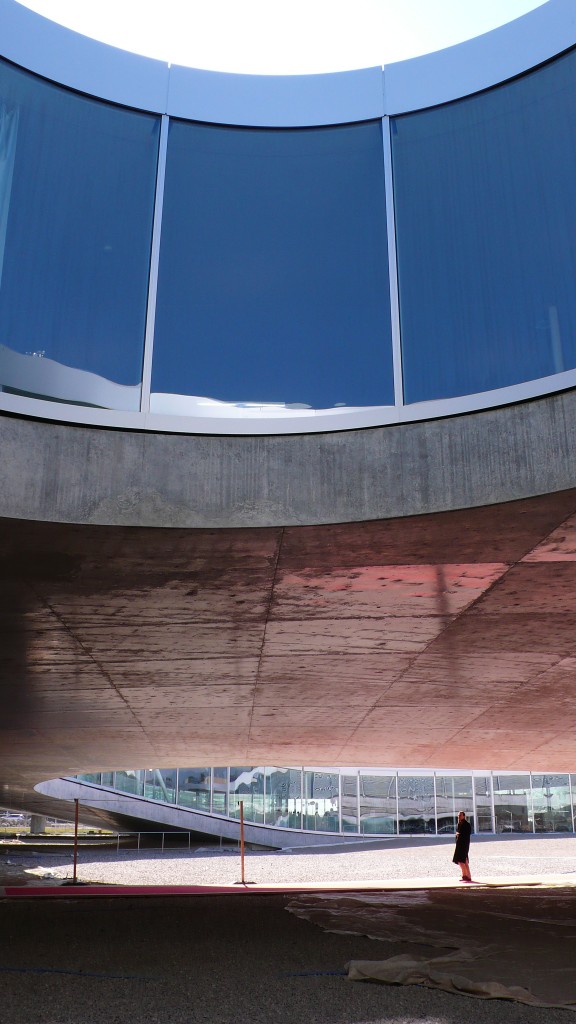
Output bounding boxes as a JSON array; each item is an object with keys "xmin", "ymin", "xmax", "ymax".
[
  {"xmin": 382, "ymin": 115, "xmax": 404, "ymax": 408},
  {"xmin": 140, "ymin": 113, "xmax": 169, "ymax": 413}
]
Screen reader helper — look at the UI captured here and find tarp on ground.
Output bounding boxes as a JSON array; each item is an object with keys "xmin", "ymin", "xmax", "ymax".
[{"xmin": 287, "ymin": 885, "xmax": 576, "ymax": 1009}]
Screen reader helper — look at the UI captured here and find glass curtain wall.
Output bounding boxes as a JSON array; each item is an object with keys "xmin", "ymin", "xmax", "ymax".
[
  {"xmin": 493, "ymin": 774, "xmax": 532, "ymax": 833},
  {"xmin": 392, "ymin": 47, "xmax": 576, "ymax": 404},
  {"xmin": 5, "ymin": 48, "xmax": 576, "ymax": 425},
  {"xmin": 265, "ymin": 768, "xmax": 302, "ymax": 829},
  {"xmin": 74, "ymin": 769, "xmax": 576, "ymax": 836},
  {"xmin": 341, "ymin": 774, "xmax": 359, "ymax": 833},
  {"xmin": 398, "ymin": 775, "xmax": 435, "ymax": 834},
  {"xmin": 111, "ymin": 770, "xmax": 143, "ymax": 796},
  {"xmin": 212, "ymin": 768, "xmax": 228, "ymax": 815},
  {"xmin": 228, "ymin": 766, "xmax": 265, "ymax": 823},
  {"xmin": 177, "ymin": 768, "xmax": 211, "ymax": 811},
  {"xmin": 359, "ymin": 774, "xmax": 396, "ymax": 834},
  {"xmin": 303, "ymin": 771, "xmax": 339, "ymax": 832},
  {"xmin": 531, "ymin": 774, "xmax": 572, "ymax": 832},
  {"xmin": 153, "ymin": 119, "xmax": 394, "ymax": 413},
  {"xmin": 0, "ymin": 58, "xmax": 159, "ymax": 410},
  {"xmin": 474, "ymin": 776, "xmax": 494, "ymax": 832},
  {"xmin": 435, "ymin": 775, "xmax": 474, "ymax": 832},
  {"xmin": 143, "ymin": 769, "xmax": 176, "ymax": 803}
]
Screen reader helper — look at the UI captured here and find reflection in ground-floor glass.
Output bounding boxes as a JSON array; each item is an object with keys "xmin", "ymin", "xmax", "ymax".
[{"xmin": 72, "ymin": 768, "xmax": 576, "ymax": 836}]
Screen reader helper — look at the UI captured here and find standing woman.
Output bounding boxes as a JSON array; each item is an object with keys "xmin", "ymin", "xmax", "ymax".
[{"xmin": 453, "ymin": 810, "xmax": 472, "ymax": 881}]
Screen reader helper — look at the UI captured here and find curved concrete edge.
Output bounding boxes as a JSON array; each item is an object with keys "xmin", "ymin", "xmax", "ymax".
[
  {"xmin": 383, "ymin": 0, "xmax": 576, "ymax": 114},
  {"xmin": 2, "ymin": 0, "xmax": 575, "ymax": 122},
  {"xmin": 2, "ymin": 388, "xmax": 576, "ymax": 528}
]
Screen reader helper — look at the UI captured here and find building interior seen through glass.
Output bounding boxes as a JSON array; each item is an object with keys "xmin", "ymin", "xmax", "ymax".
[{"xmin": 74, "ymin": 768, "xmax": 576, "ymax": 835}]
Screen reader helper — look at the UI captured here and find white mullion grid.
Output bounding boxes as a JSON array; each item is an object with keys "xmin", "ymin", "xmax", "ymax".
[
  {"xmin": 382, "ymin": 115, "xmax": 404, "ymax": 408},
  {"xmin": 490, "ymin": 772, "xmax": 496, "ymax": 834},
  {"xmin": 140, "ymin": 113, "xmax": 169, "ymax": 414},
  {"xmin": 391, "ymin": 770, "xmax": 397, "ymax": 835}
]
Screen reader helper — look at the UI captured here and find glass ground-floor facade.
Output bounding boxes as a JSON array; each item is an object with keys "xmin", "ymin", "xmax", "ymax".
[{"xmin": 74, "ymin": 768, "xmax": 576, "ymax": 836}]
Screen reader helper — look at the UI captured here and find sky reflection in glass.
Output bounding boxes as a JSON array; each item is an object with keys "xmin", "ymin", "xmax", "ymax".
[{"xmin": 153, "ymin": 119, "xmax": 394, "ymax": 410}]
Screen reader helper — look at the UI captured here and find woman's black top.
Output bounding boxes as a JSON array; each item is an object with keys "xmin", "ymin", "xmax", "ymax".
[{"xmin": 452, "ymin": 818, "xmax": 471, "ymax": 863}]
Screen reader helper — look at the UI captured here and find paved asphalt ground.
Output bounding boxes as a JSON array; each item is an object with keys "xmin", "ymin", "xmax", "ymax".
[{"xmin": 1, "ymin": 834, "xmax": 575, "ymax": 1024}]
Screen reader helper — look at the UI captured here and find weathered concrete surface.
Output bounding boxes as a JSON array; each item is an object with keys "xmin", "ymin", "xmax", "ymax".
[
  {"xmin": 3, "ymin": 490, "xmax": 576, "ymax": 819},
  {"xmin": 1, "ymin": 387, "xmax": 576, "ymax": 526}
]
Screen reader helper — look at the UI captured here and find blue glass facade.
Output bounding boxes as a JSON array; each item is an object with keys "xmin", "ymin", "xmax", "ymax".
[
  {"xmin": 393, "ymin": 48, "xmax": 576, "ymax": 403},
  {"xmin": 1, "ymin": 38, "xmax": 576, "ymax": 425},
  {"xmin": 152, "ymin": 119, "xmax": 393, "ymax": 410},
  {"xmin": 0, "ymin": 59, "xmax": 160, "ymax": 407}
]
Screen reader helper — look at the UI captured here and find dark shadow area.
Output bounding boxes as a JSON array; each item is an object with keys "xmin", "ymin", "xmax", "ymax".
[{"xmin": 0, "ymin": 891, "xmax": 571, "ymax": 1024}]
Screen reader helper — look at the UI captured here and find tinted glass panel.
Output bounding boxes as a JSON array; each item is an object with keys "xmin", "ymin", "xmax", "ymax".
[
  {"xmin": 532, "ymin": 774, "xmax": 572, "ymax": 833},
  {"xmin": 474, "ymin": 776, "xmax": 493, "ymax": 833},
  {"xmin": 160, "ymin": 769, "xmax": 177, "ymax": 801},
  {"xmin": 303, "ymin": 771, "xmax": 339, "ymax": 831},
  {"xmin": 493, "ymin": 774, "xmax": 532, "ymax": 833},
  {"xmin": 341, "ymin": 774, "xmax": 359, "ymax": 833},
  {"xmin": 212, "ymin": 767, "xmax": 228, "ymax": 815},
  {"xmin": 153, "ymin": 119, "xmax": 393, "ymax": 412},
  {"xmin": 265, "ymin": 768, "xmax": 302, "ymax": 828},
  {"xmin": 0, "ymin": 59, "xmax": 159, "ymax": 409},
  {"xmin": 359, "ymin": 774, "xmax": 397, "ymax": 834},
  {"xmin": 393, "ymin": 49, "xmax": 576, "ymax": 402},
  {"xmin": 177, "ymin": 767, "xmax": 211, "ymax": 811},
  {"xmin": 113, "ymin": 770, "xmax": 143, "ymax": 796},
  {"xmin": 144, "ymin": 768, "xmax": 176, "ymax": 803},
  {"xmin": 228, "ymin": 766, "xmax": 264, "ymax": 823},
  {"xmin": 398, "ymin": 776, "xmax": 435, "ymax": 834},
  {"xmin": 436, "ymin": 775, "xmax": 473, "ymax": 833}
]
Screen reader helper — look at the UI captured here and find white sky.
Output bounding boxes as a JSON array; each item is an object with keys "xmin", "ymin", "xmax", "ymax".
[{"xmin": 16, "ymin": 1, "xmax": 550, "ymax": 74}]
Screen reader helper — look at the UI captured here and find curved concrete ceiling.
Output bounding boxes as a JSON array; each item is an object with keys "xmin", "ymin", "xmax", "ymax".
[{"xmin": 2, "ymin": 487, "xmax": 576, "ymax": 814}]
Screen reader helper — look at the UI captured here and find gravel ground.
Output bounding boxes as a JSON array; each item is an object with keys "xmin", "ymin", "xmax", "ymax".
[
  {"xmin": 7, "ymin": 832, "xmax": 576, "ymax": 887},
  {"xmin": 1, "ymin": 836, "xmax": 575, "ymax": 1024}
]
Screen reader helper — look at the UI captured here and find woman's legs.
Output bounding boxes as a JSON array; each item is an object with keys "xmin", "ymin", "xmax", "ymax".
[{"xmin": 458, "ymin": 859, "xmax": 472, "ymax": 881}]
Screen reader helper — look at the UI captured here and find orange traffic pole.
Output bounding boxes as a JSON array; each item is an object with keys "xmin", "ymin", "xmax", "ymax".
[
  {"xmin": 72, "ymin": 798, "xmax": 79, "ymax": 885},
  {"xmin": 234, "ymin": 799, "xmax": 255, "ymax": 885},
  {"xmin": 239, "ymin": 799, "xmax": 245, "ymax": 883}
]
